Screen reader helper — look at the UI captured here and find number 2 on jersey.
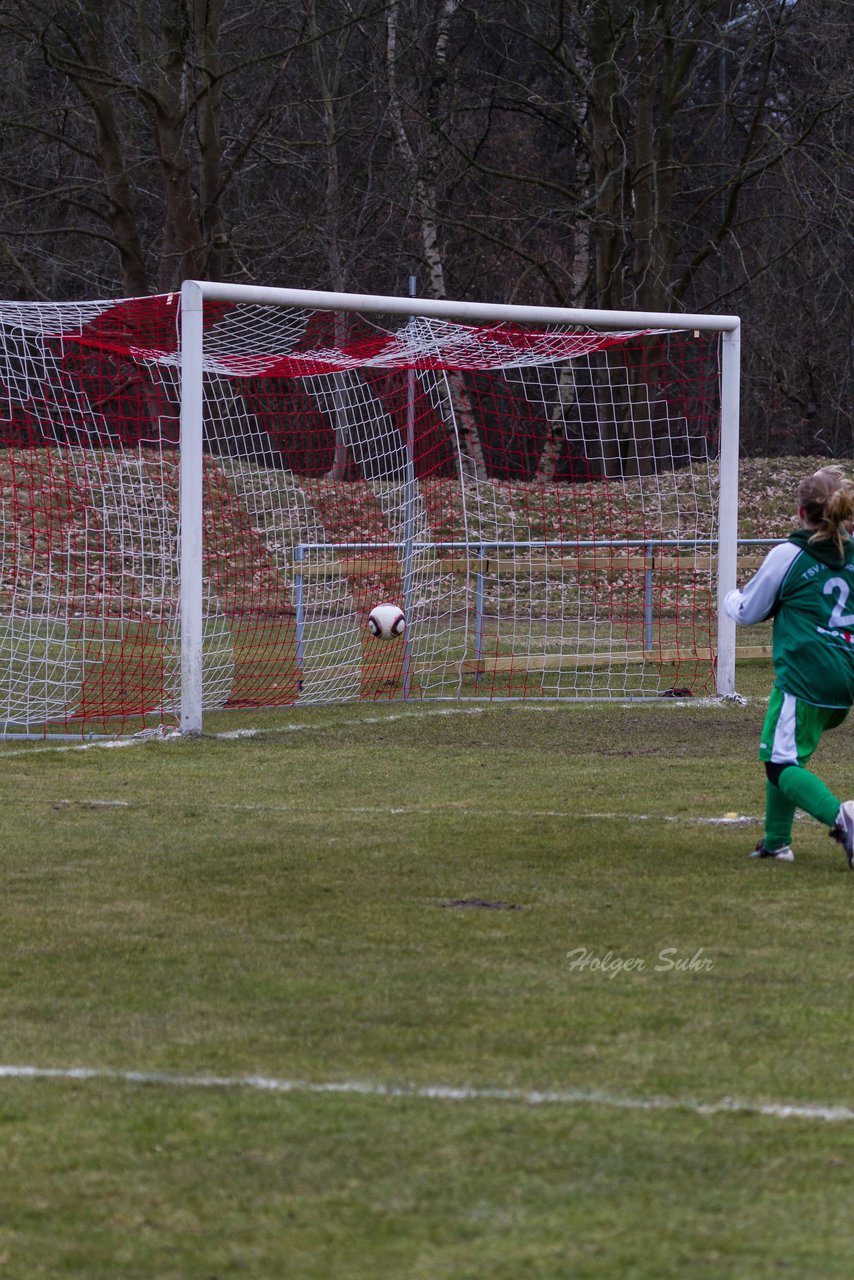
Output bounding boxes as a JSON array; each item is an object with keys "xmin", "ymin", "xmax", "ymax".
[{"xmin": 823, "ymin": 576, "xmax": 854, "ymax": 629}]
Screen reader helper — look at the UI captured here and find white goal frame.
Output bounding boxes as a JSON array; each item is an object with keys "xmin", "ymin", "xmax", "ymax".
[{"xmin": 179, "ymin": 280, "xmax": 741, "ymax": 735}]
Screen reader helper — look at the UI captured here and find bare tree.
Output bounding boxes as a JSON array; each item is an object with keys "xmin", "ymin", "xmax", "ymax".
[
  {"xmin": 385, "ymin": 0, "xmax": 465, "ymax": 299},
  {"xmin": 0, "ymin": 0, "xmax": 349, "ymax": 293},
  {"xmin": 0, "ymin": 0, "xmax": 849, "ymax": 461}
]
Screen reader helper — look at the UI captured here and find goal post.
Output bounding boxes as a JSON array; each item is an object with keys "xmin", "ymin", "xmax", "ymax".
[
  {"xmin": 178, "ymin": 281, "xmax": 741, "ymax": 733},
  {"xmin": 180, "ymin": 281, "xmax": 205, "ymax": 735},
  {"xmin": 0, "ymin": 283, "xmax": 740, "ymax": 738},
  {"xmin": 716, "ymin": 323, "xmax": 741, "ymax": 699}
]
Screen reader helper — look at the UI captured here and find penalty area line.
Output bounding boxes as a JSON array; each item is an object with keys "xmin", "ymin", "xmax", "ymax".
[
  {"xmin": 31, "ymin": 796, "xmax": 765, "ymax": 825},
  {"xmin": 22, "ymin": 793, "xmax": 769, "ymax": 825},
  {"xmin": 0, "ymin": 1064, "xmax": 851, "ymax": 1124},
  {"xmin": 225, "ymin": 806, "xmax": 765, "ymax": 825}
]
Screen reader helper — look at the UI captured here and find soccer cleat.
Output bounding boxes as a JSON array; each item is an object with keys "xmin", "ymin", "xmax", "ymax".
[
  {"xmin": 749, "ymin": 839, "xmax": 794, "ymax": 862},
  {"xmin": 829, "ymin": 801, "xmax": 854, "ymax": 868}
]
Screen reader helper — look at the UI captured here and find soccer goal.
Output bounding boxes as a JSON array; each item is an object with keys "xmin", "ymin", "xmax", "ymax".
[{"xmin": 0, "ymin": 282, "xmax": 739, "ymax": 737}]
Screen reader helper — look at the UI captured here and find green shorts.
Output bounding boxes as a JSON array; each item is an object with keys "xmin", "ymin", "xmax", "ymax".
[{"xmin": 759, "ymin": 687, "xmax": 849, "ymax": 766}]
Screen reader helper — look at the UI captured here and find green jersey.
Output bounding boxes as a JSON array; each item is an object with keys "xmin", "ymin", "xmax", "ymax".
[{"xmin": 724, "ymin": 529, "xmax": 854, "ymax": 709}]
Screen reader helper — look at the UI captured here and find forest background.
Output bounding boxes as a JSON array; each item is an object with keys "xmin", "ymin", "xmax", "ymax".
[{"xmin": 0, "ymin": 0, "xmax": 850, "ymax": 459}]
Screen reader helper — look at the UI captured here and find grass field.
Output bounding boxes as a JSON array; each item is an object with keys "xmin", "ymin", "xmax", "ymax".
[{"xmin": 3, "ymin": 659, "xmax": 854, "ymax": 1277}]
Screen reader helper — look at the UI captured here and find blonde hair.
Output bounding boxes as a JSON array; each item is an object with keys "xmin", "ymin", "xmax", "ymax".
[{"xmin": 798, "ymin": 466, "xmax": 854, "ymax": 555}]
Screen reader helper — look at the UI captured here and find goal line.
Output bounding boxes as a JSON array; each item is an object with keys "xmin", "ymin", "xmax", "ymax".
[{"xmin": 0, "ymin": 1063, "xmax": 848, "ymax": 1125}]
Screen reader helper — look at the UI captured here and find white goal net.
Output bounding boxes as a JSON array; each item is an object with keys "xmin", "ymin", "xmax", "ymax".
[{"xmin": 0, "ymin": 286, "xmax": 739, "ymax": 735}]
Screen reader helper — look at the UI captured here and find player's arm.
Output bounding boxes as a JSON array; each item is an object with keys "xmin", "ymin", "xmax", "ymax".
[{"xmin": 724, "ymin": 541, "xmax": 801, "ymax": 625}]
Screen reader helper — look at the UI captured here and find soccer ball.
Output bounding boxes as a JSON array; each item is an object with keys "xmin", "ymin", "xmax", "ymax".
[{"xmin": 367, "ymin": 603, "xmax": 406, "ymax": 639}]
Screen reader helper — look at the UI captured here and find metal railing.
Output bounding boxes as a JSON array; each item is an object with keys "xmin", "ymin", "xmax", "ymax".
[{"xmin": 291, "ymin": 537, "xmax": 781, "ymax": 684}]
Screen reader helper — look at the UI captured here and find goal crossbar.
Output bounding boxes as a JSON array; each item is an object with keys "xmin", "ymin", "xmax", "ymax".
[{"xmin": 180, "ymin": 280, "xmax": 740, "ymax": 333}]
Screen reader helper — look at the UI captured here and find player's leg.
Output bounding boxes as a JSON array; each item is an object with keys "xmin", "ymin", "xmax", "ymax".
[
  {"xmin": 771, "ymin": 761, "xmax": 840, "ymax": 828},
  {"xmin": 752, "ymin": 689, "xmax": 801, "ymax": 860},
  {"xmin": 776, "ymin": 760, "xmax": 854, "ymax": 868},
  {"xmin": 752, "ymin": 777, "xmax": 797, "ymax": 860},
  {"xmin": 771, "ymin": 697, "xmax": 846, "ymax": 825},
  {"xmin": 758, "ymin": 690, "xmax": 854, "ymax": 864}
]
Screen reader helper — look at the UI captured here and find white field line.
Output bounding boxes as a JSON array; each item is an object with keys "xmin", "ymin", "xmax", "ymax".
[
  {"xmin": 38, "ymin": 796, "xmax": 766, "ymax": 825},
  {"xmin": 211, "ymin": 697, "xmax": 741, "ymax": 737},
  {"xmin": 0, "ymin": 708, "xmax": 494, "ymax": 757},
  {"xmin": 0, "ymin": 696, "xmax": 758, "ymax": 759},
  {"xmin": 0, "ymin": 1064, "xmax": 850, "ymax": 1124},
  {"xmin": 216, "ymin": 707, "xmax": 500, "ymax": 739}
]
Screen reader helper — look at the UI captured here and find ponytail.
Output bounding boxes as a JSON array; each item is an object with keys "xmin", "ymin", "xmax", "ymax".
[{"xmin": 798, "ymin": 467, "xmax": 854, "ymax": 556}]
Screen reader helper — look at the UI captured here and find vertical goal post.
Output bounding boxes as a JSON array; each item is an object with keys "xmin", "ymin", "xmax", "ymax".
[{"xmin": 179, "ymin": 280, "xmax": 741, "ymax": 736}]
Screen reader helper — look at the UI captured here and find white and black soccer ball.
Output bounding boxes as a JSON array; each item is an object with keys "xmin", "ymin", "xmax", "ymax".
[{"xmin": 367, "ymin": 603, "xmax": 406, "ymax": 639}]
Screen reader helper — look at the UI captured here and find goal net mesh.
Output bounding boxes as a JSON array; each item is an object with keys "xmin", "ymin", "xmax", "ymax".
[{"xmin": 0, "ymin": 294, "xmax": 722, "ymax": 733}]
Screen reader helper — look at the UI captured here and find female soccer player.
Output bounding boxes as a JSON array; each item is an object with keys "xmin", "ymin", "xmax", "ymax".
[{"xmin": 724, "ymin": 466, "xmax": 854, "ymax": 866}]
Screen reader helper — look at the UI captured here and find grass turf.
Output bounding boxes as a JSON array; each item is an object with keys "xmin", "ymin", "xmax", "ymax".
[{"xmin": 2, "ymin": 661, "xmax": 854, "ymax": 1276}]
